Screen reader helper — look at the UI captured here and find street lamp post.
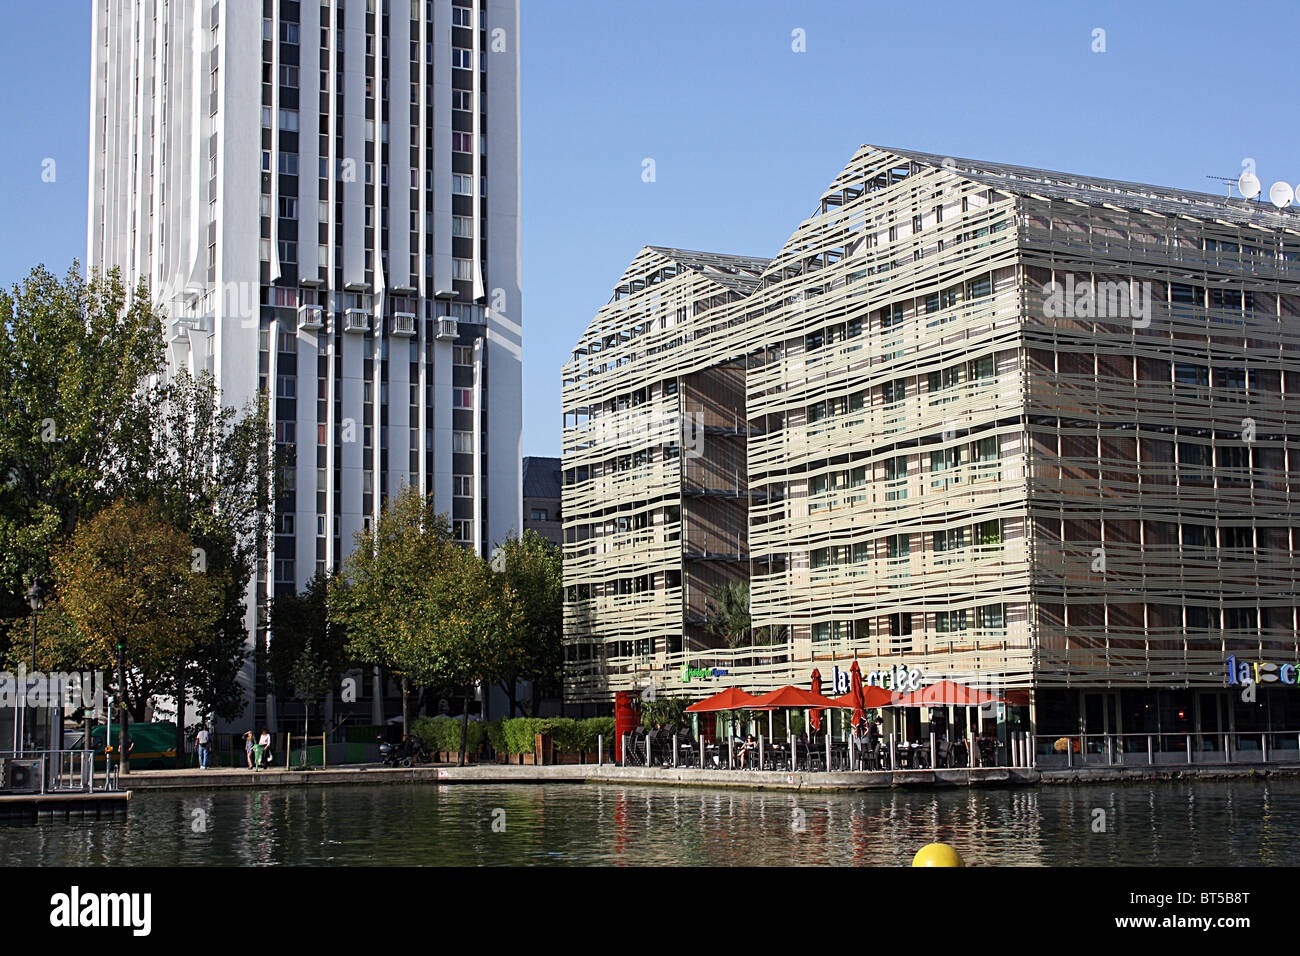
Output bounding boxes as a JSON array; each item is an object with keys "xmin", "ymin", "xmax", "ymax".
[
  {"xmin": 117, "ymin": 640, "xmax": 129, "ymax": 776},
  {"xmin": 26, "ymin": 579, "xmax": 43, "ymax": 673}
]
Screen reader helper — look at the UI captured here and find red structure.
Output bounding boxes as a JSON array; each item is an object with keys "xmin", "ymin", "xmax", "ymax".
[{"xmin": 614, "ymin": 691, "xmax": 639, "ymax": 762}]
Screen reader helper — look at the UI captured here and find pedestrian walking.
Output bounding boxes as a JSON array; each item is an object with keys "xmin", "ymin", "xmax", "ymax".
[
  {"xmin": 196, "ymin": 725, "xmax": 211, "ymax": 770},
  {"xmin": 244, "ymin": 731, "xmax": 255, "ymax": 769},
  {"xmin": 258, "ymin": 728, "xmax": 272, "ymax": 769},
  {"xmin": 251, "ymin": 731, "xmax": 264, "ymax": 771}
]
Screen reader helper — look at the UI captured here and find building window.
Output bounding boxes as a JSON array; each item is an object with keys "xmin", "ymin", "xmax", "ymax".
[
  {"xmin": 453, "ymin": 388, "xmax": 473, "ymax": 409},
  {"xmin": 451, "ymin": 47, "xmax": 473, "ymax": 70},
  {"xmin": 451, "ymin": 5, "xmax": 473, "ymax": 27},
  {"xmin": 452, "ymin": 90, "xmax": 472, "ymax": 111},
  {"xmin": 530, "ymin": 509, "xmax": 548, "ymax": 522},
  {"xmin": 452, "ymin": 132, "xmax": 473, "ymax": 153},
  {"xmin": 453, "ymin": 345, "xmax": 473, "ymax": 366},
  {"xmin": 453, "ymin": 258, "xmax": 473, "ymax": 280},
  {"xmin": 452, "ymin": 431, "xmax": 474, "ymax": 453},
  {"xmin": 452, "ymin": 216, "xmax": 474, "ymax": 237},
  {"xmin": 453, "ymin": 476, "xmax": 472, "ymax": 497},
  {"xmin": 452, "ymin": 173, "xmax": 474, "ymax": 196}
]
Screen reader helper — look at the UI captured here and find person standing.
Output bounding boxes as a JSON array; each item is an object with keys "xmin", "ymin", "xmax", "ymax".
[
  {"xmin": 196, "ymin": 725, "xmax": 211, "ymax": 770},
  {"xmin": 258, "ymin": 729, "xmax": 273, "ymax": 769},
  {"xmin": 244, "ymin": 731, "xmax": 255, "ymax": 769}
]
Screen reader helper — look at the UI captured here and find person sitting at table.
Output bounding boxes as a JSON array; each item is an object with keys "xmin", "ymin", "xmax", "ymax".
[{"xmin": 735, "ymin": 733, "xmax": 757, "ymax": 769}]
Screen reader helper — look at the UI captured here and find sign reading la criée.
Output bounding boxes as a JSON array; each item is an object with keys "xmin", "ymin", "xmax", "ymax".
[
  {"xmin": 1225, "ymin": 655, "xmax": 1300, "ymax": 686},
  {"xmin": 832, "ymin": 663, "xmax": 923, "ymax": 693}
]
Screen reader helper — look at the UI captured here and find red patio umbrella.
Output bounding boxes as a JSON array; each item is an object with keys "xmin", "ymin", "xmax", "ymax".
[
  {"xmin": 685, "ymin": 687, "xmax": 760, "ymax": 712},
  {"xmin": 848, "ymin": 659, "xmax": 866, "ymax": 729},
  {"xmin": 746, "ymin": 686, "xmax": 841, "ymax": 710},
  {"xmin": 809, "ymin": 669, "xmax": 823, "ymax": 732},
  {"xmin": 891, "ymin": 680, "xmax": 1004, "ymax": 708},
  {"xmin": 827, "ymin": 685, "xmax": 895, "ymax": 709}
]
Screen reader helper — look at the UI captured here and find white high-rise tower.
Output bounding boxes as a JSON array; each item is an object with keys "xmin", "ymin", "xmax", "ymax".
[{"xmin": 87, "ymin": 0, "xmax": 523, "ymax": 726}]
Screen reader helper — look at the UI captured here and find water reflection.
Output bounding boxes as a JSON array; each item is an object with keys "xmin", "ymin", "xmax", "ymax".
[{"xmin": 0, "ymin": 780, "xmax": 1295, "ymax": 866}]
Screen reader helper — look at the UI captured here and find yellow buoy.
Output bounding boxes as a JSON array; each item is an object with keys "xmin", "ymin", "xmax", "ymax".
[{"xmin": 912, "ymin": 843, "xmax": 964, "ymax": 867}]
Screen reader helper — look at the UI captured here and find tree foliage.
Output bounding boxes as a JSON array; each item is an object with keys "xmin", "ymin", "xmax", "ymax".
[
  {"xmin": 704, "ymin": 579, "xmax": 751, "ymax": 648},
  {"xmin": 0, "ymin": 265, "xmax": 271, "ymax": 724},
  {"xmin": 495, "ymin": 530, "xmax": 563, "ymax": 716},
  {"xmin": 329, "ymin": 487, "xmax": 522, "ymax": 692},
  {"xmin": 269, "ymin": 573, "xmax": 350, "ymax": 727},
  {"xmin": 51, "ymin": 499, "xmax": 225, "ymax": 722},
  {"xmin": 0, "ymin": 265, "xmax": 163, "ymax": 620}
]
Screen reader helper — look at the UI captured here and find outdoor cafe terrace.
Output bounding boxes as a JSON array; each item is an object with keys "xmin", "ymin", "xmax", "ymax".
[{"xmin": 620, "ymin": 676, "xmax": 1027, "ymax": 773}]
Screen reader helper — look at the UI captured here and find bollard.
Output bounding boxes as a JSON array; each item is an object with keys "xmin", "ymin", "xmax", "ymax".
[
  {"xmin": 1147, "ymin": 734, "xmax": 1153, "ymax": 766},
  {"xmin": 1262, "ymin": 733, "xmax": 1269, "ymax": 763},
  {"xmin": 826, "ymin": 732, "xmax": 832, "ymax": 772},
  {"xmin": 792, "ymin": 735, "xmax": 798, "ymax": 773},
  {"xmin": 598, "ymin": 734, "xmax": 603, "ymax": 765},
  {"xmin": 645, "ymin": 735, "xmax": 651, "ymax": 768},
  {"xmin": 849, "ymin": 734, "xmax": 857, "ymax": 771},
  {"xmin": 758, "ymin": 735, "xmax": 764, "ymax": 772},
  {"xmin": 929, "ymin": 732, "xmax": 936, "ymax": 771},
  {"xmin": 888, "ymin": 733, "xmax": 896, "ymax": 771},
  {"xmin": 621, "ymin": 733, "xmax": 627, "ymax": 767},
  {"xmin": 1225, "ymin": 733, "xmax": 1231, "ymax": 764},
  {"xmin": 1186, "ymin": 733, "xmax": 1192, "ymax": 765}
]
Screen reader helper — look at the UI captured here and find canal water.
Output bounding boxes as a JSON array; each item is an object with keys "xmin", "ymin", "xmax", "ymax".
[{"xmin": 1, "ymin": 779, "xmax": 1295, "ymax": 866}]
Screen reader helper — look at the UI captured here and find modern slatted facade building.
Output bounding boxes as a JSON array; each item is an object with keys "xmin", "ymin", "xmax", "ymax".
[{"xmin": 563, "ymin": 144, "xmax": 1300, "ymax": 741}]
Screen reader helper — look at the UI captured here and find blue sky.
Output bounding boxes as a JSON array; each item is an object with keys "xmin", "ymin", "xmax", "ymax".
[{"xmin": 3, "ymin": 1, "xmax": 1299, "ymax": 458}]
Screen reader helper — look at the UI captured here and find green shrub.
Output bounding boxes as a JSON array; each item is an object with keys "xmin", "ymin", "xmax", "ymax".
[
  {"xmin": 484, "ymin": 718, "xmax": 506, "ymax": 754},
  {"xmin": 577, "ymin": 717, "xmax": 614, "ymax": 752},
  {"xmin": 411, "ymin": 715, "xmax": 485, "ymax": 753}
]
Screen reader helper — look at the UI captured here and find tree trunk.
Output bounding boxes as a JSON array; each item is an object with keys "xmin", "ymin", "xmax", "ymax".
[
  {"xmin": 401, "ymin": 677, "xmax": 410, "ymax": 738},
  {"xmin": 175, "ymin": 656, "xmax": 186, "ymax": 768},
  {"xmin": 500, "ymin": 678, "xmax": 519, "ymax": 718},
  {"xmin": 458, "ymin": 691, "xmax": 471, "ymax": 767}
]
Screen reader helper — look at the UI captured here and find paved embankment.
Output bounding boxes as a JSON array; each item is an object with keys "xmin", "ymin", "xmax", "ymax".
[
  {"xmin": 123, "ymin": 763, "xmax": 1037, "ymax": 792},
  {"xmin": 117, "ymin": 759, "xmax": 1300, "ymax": 794}
]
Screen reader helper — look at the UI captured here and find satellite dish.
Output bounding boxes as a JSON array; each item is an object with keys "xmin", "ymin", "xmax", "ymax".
[
  {"xmin": 1269, "ymin": 181, "xmax": 1294, "ymax": 208},
  {"xmin": 1238, "ymin": 171, "xmax": 1261, "ymax": 200}
]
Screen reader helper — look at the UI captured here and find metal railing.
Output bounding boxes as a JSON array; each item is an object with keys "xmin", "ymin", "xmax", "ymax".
[
  {"xmin": 0, "ymin": 749, "xmax": 103, "ymax": 794},
  {"xmin": 620, "ymin": 731, "xmax": 1037, "ymax": 773},
  {"xmin": 1033, "ymin": 731, "xmax": 1300, "ymax": 769}
]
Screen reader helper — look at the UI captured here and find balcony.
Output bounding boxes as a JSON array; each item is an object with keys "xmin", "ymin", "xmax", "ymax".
[
  {"xmin": 391, "ymin": 311, "xmax": 417, "ymax": 336},
  {"xmin": 343, "ymin": 308, "xmax": 370, "ymax": 334},
  {"xmin": 436, "ymin": 316, "xmax": 458, "ymax": 341},
  {"xmin": 297, "ymin": 304, "xmax": 324, "ymax": 331}
]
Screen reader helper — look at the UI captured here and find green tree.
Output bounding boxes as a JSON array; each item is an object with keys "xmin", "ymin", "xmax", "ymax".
[
  {"xmin": 269, "ymin": 573, "xmax": 350, "ymax": 737},
  {"xmin": 494, "ymin": 530, "xmax": 563, "ymax": 717},
  {"xmin": 330, "ymin": 487, "xmax": 523, "ymax": 763},
  {"xmin": 132, "ymin": 370, "xmax": 271, "ymax": 755},
  {"xmin": 704, "ymin": 579, "xmax": 751, "ymax": 648},
  {"xmin": 0, "ymin": 265, "xmax": 162, "ymax": 624},
  {"xmin": 52, "ymin": 499, "xmax": 225, "ymax": 773}
]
